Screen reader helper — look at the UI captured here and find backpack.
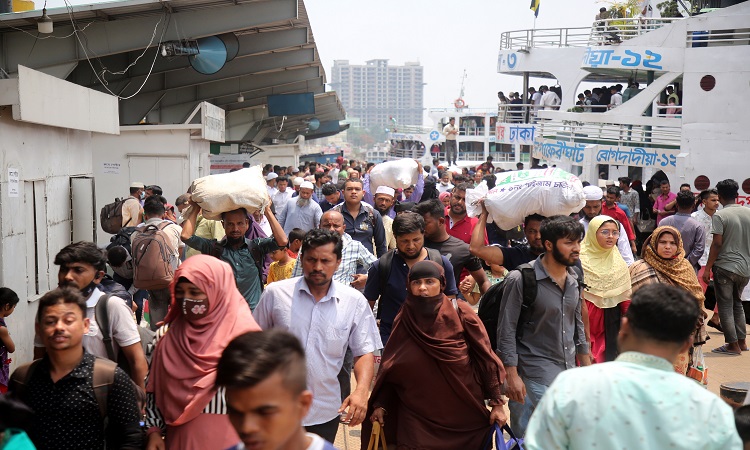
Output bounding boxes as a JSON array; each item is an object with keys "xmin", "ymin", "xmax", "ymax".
[
  {"xmin": 477, "ymin": 262, "xmax": 585, "ymax": 349},
  {"xmin": 98, "ymin": 274, "xmax": 133, "ymax": 307},
  {"xmin": 477, "ymin": 263, "xmax": 536, "ymax": 350},
  {"xmin": 95, "ymin": 294, "xmax": 156, "ymax": 373},
  {"xmin": 100, "ymin": 198, "xmax": 137, "ymax": 234},
  {"xmin": 106, "ymin": 226, "xmax": 138, "ymax": 255},
  {"xmin": 377, "ymin": 247, "xmax": 446, "ymax": 298},
  {"xmin": 131, "ymin": 222, "xmax": 174, "ymax": 290},
  {"xmin": 10, "ymin": 357, "xmax": 116, "ymax": 419}
]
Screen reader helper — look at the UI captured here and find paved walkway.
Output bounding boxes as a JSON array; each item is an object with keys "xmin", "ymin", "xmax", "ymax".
[{"xmin": 333, "ymin": 324, "xmax": 750, "ymax": 449}]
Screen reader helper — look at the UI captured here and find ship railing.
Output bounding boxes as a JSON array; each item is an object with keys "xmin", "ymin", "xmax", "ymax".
[
  {"xmin": 536, "ymin": 119, "xmax": 681, "ymax": 149},
  {"xmin": 499, "ymin": 18, "xmax": 677, "ymax": 50},
  {"xmin": 389, "ymin": 125, "xmax": 432, "ymax": 134},
  {"xmin": 430, "ymin": 107, "xmax": 499, "ymax": 115}
]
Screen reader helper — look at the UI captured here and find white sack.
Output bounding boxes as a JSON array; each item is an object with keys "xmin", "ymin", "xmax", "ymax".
[
  {"xmin": 187, "ymin": 166, "xmax": 269, "ymax": 220},
  {"xmin": 466, "ymin": 168, "xmax": 585, "ymax": 230},
  {"xmin": 370, "ymin": 159, "xmax": 419, "ymax": 193}
]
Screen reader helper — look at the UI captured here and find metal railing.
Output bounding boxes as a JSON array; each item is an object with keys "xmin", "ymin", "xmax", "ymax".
[
  {"xmin": 686, "ymin": 29, "xmax": 750, "ymax": 47},
  {"xmin": 499, "ymin": 18, "xmax": 678, "ymax": 50},
  {"xmin": 536, "ymin": 119, "xmax": 681, "ymax": 149}
]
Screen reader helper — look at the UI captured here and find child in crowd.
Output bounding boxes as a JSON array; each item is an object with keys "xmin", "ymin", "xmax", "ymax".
[
  {"xmin": 286, "ymin": 228, "xmax": 305, "ymax": 259},
  {"xmin": 0, "ymin": 288, "xmax": 19, "ymax": 394},
  {"xmin": 266, "ymin": 245, "xmax": 296, "ymax": 286}
]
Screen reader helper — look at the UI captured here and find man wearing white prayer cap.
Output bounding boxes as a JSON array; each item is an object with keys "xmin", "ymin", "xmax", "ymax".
[
  {"xmin": 579, "ymin": 185, "xmax": 635, "ymax": 265},
  {"xmin": 277, "ymin": 178, "xmax": 323, "ymax": 234},
  {"xmin": 266, "ymin": 172, "xmax": 279, "ymax": 196},
  {"xmin": 373, "ymin": 186, "xmax": 398, "ymax": 250}
]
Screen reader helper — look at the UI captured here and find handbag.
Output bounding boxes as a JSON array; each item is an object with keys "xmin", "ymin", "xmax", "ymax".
[
  {"xmin": 483, "ymin": 424, "xmax": 525, "ymax": 450},
  {"xmin": 366, "ymin": 421, "xmax": 388, "ymax": 450},
  {"xmin": 637, "ymin": 211, "xmax": 655, "ymax": 233}
]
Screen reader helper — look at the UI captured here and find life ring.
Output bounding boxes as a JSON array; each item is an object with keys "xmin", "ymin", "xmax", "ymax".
[{"xmin": 454, "ymin": 98, "xmax": 466, "ymax": 109}]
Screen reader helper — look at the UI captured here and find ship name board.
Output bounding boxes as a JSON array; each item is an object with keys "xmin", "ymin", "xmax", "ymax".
[{"xmin": 582, "ymin": 48, "xmax": 663, "ymax": 70}]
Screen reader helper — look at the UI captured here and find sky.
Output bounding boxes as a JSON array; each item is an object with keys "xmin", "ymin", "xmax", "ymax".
[{"xmin": 40, "ymin": 0, "xmax": 610, "ymax": 125}]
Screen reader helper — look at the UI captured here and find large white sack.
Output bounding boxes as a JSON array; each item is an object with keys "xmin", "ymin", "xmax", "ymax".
[
  {"xmin": 187, "ymin": 166, "xmax": 269, "ymax": 220},
  {"xmin": 466, "ymin": 168, "xmax": 585, "ymax": 230},
  {"xmin": 369, "ymin": 159, "xmax": 419, "ymax": 193}
]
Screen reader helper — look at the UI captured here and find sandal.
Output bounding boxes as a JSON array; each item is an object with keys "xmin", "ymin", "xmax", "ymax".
[
  {"xmin": 711, "ymin": 345, "xmax": 741, "ymax": 355},
  {"xmin": 707, "ymin": 320, "xmax": 723, "ymax": 332}
]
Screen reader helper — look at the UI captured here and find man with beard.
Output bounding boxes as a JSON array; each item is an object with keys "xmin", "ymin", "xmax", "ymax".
[
  {"xmin": 181, "ymin": 199, "xmax": 288, "ymax": 311},
  {"xmin": 580, "ymin": 185, "xmax": 635, "ymax": 265},
  {"xmin": 278, "ymin": 181, "xmax": 323, "ymax": 234},
  {"xmin": 255, "ymin": 230, "xmax": 381, "ymax": 442},
  {"xmin": 469, "ymin": 207, "xmax": 546, "ymax": 270},
  {"xmin": 33, "ymin": 242, "xmax": 148, "ymax": 390},
  {"xmin": 446, "ymin": 183, "xmax": 481, "ymax": 244},
  {"xmin": 415, "ymin": 199, "xmax": 490, "ymax": 292},
  {"xmin": 332, "ymin": 178, "xmax": 387, "ymax": 257},
  {"xmin": 363, "ymin": 212, "xmax": 458, "ymax": 345},
  {"xmin": 498, "ymin": 215, "xmax": 591, "ymax": 438},
  {"xmin": 363, "ymin": 160, "xmax": 424, "ymax": 219}
]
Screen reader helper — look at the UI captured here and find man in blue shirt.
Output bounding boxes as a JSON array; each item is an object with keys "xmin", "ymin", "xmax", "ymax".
[
  {"xmin": 364, "ymin": 212, "xmax": 458, "ymax": 345},
  {"xmin": 181, "ymin": 200, "xmax": 288, "ymax": 310},
  {"xmin": 525, "ymin": 284, "xmax": 742, "ymax": 450},
  {"xmin": 332, "ymin": 178, "xmax": 387, "ymax": 257}
]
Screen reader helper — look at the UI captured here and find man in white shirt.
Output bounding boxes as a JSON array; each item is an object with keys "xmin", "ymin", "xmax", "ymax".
[
  {"xmin": 540, "ymin": 85, "xmax": 561, "ymax": 111},
  {"xmin": 266, "ymin": 172, "xmax": 279, "ymax": 196},
  {"xmin": 528, "ymin": 87, "xmax": 542, "ymax": 117},
  {"xmin": 609, "ymin": 86, "xmax": 623, "ymax": 109},
  {"xmin": 442, "ymin": 118, "xmax": 459, "ymax": 165},
  {"xmin": 217, "ymin": 330, "xmax": 340, "ymax": 450},
  {"xmin": 254, "ymin": 229, "xmax": 381, "ymax": 443},
  {"xmin": 271, "ymin": 176, "xmax": 294, "ymax": 216},
  {"xmin": 122, "ymin": 182, "xmax": 145, "ymax": 228},
  {"xmin": 34, "ymin": 241, "xmax": 148, "ymax": 390},
  {"xmin": 130, "ymin": 197, "xmax": 183, "ymax": 330},
  {"xmin": 278, "ymin": 181, "xmax": 323, "ymax": 234}
]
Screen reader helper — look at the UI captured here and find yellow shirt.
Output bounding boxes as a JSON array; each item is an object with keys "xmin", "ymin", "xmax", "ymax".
[{"xmin": 266, "ymin": 260, "xmax": 296, "ymax": 286}]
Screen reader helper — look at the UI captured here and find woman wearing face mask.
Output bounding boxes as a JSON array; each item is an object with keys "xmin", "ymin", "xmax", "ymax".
[
  {"xmin": 144, "ymin": 255, "xmax": 260, "ymax": 450},
  {"xmin": 580, "ymin": 216, "xmax": 632, "ymax": 363},
  {"xmin": 629, "ymin": 226, "xmax": 707, "ymax": 375},
  {"xmin": 362, "ymin": 260, "xmax": 507, "ymax": 449}
]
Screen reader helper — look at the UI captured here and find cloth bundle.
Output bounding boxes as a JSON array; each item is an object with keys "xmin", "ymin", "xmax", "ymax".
[
  {"xmin": 187, "ymin": 166, "xmax": 269, "ymax": 220},
  {"xmin": 466, "ymin": 168, "xmax": 585, "ymax": 230},
  {"xmin": 369, "ymin": 159, "xmax": 419, "ymax": 192}
]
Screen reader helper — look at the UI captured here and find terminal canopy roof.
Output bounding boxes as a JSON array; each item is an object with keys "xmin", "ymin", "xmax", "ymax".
[{"xmin": 0, "ymin": 0, "xmax": 345, "ymax": 143}]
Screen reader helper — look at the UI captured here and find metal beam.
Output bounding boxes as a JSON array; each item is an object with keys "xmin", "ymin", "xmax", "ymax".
[
  {"xmin": 2, "ymin": 0, "xmax": 298, "ymax": 74},
  {"xmin": 69, "ymin": 27, "xmax": 311, "ymax": 88},
  {"xmin": 116, "ymin": 47, "xmax": 317, "ymax": 97}
]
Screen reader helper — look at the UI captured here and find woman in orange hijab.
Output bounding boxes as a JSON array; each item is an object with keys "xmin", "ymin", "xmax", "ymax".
[
  {"xmin": 145, "ymin": 255, "xmax": 261, "ymax": 450},
  {"xmin": 629, "ymin": 226, "xmax": 707, "ymax": 376}
]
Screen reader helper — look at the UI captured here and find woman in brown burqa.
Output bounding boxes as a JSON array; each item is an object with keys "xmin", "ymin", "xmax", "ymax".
[{"xmin": 362, "ymin": 260, "xmax": 506, "ymax": 449}]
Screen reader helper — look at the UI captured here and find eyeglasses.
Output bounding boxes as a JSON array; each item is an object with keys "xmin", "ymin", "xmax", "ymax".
[{"xmin": 598, "ymin": 229, "xmax": 620, "ymax": 238}]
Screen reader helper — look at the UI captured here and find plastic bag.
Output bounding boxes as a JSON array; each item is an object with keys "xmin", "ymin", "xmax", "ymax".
[
  {"xmin": 466, "ymin": 168, "xmax": 585, "ymax": 230},
  {"xmin": 687, "ymin": 345, "xmax": 708, "ymax": 387},
  {"xmin": 369, "ymin": 159, "xmax": 419, "ymax": 193},
  {"xmin": 187, "ymin": 166, "xmax": 269, "ymax": 220}
]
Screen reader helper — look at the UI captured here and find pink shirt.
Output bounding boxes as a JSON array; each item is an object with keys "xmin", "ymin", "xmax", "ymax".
[{"xmin": 653, "ymin": 192, "xmax": 676, "ymax": 225}]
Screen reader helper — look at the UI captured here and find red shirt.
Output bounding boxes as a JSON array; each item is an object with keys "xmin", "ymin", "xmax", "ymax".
[{"xmin": 601, "ymin": 202, "xmax": 635, "ymax": 241}]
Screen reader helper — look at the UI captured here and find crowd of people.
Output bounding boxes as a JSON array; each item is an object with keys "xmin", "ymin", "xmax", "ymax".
[{"xmin": 0, "ymin": 157, "xmax": 749, "ymax": 450}]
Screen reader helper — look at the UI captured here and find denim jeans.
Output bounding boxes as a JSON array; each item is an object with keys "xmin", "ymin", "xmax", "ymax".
[
  {"xmin": 508, "ymin": 376, "xmax": 549, "ymax": 437},
  {"xmin": 713, "ymin": 266, "xmax": 749, "ymax": 343}
]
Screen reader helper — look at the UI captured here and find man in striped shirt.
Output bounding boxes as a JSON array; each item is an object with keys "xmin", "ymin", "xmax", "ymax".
[{"xmin": 291, "ymin": 210, "xmax": 376, "ymax": 290}]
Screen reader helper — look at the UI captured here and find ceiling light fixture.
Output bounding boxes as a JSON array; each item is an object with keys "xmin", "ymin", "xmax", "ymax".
[{"xmin": 38, "ymin": 8, "xmax": 53, "ymax": 34}]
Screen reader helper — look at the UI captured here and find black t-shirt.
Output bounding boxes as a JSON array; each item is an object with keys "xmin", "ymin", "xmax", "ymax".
[
  {"xmin": 425, "ymin": 236, "xmax": 482, "ymax": 286},
  {"xmin": 501, "ymin": 245, "xmax": 537, "ymax": 270}
]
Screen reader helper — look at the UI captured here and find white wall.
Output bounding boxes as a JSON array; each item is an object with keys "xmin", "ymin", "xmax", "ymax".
[
  {"xmin": 0, "ymin": 113, "xmax": 94, "ymax": 366},
  {"xmin": 92, "ymin": 127, "xmax": 211, "ymax": 245}
]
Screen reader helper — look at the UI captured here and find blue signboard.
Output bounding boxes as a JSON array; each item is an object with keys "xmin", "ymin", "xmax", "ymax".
[{"xmin": 582, "ymin": 48, "xmax": 663, "ymax": 70}]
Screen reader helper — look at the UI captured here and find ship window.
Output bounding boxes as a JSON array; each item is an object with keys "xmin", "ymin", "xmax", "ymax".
[
  {"xmin": 743, "ymin": 178, "xmax": 750, "ymax": 195},
  {"xmin": 700, "ymin": 75, "xmax": 716, "ymax": 92},
  {"xmin": 694, "ymin": 175, "xmax": 710, "ymax": 191}
]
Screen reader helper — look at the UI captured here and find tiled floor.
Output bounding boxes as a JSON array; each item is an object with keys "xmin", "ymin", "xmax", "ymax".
[{"xmin": 333, "ymin": 323, "xmax": 750, "ymax": 449}]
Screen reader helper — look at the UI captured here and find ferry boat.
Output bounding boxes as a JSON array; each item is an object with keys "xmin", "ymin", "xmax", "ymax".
[
  {"xmin": 494, "ymin": 1, "xmax": 750, "ymax": 202},
  {"xmin": 388, "ymin": 2, "xmax": 749, "ymax": 202}
]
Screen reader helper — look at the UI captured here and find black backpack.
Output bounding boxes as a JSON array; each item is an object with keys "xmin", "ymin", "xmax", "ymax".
[
  {"xmin": 477, "ymin": 263, "xmax": 537, "ymax": 350},
  {"xmin": 100, "ymin": 198, "xmax": 137, "ymax": 234},
  {"xmin": 106, "ymin": 226, "xmax": 138, "ymax": 255}
]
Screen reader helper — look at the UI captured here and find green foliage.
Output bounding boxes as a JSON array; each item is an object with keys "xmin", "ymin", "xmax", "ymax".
[{"xmin": 657, "ymin": 0, "xmax": 681, "ymax": 17}]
